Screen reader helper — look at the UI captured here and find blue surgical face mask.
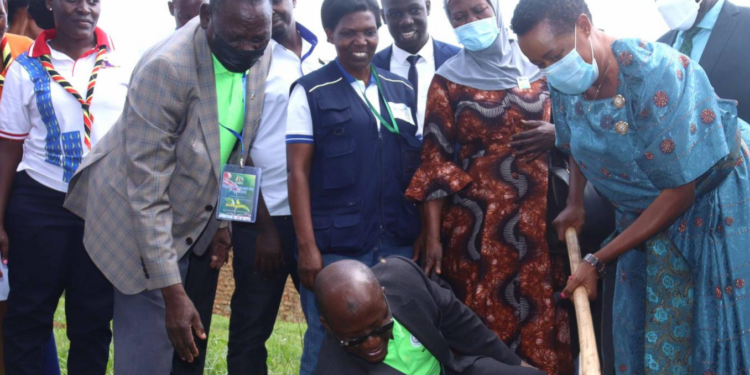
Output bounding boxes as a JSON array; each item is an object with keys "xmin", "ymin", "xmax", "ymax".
[
  {"xmin": 454, "ymin": 16, "xmax": 500, "ymax": 52},
  {"xmin": 542, "ymin": 26, "xmax": 599, "ymax": 95}
]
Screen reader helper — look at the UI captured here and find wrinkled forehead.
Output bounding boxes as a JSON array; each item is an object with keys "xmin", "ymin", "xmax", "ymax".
[{"xmin": 213, "ymin": 1, "xmax": 270, "ymax": 30}]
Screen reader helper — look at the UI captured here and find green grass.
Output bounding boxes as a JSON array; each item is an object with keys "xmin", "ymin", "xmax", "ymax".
[{"xmin": 52, "ymin": 300, "xmax": 306, "ymax": 375}]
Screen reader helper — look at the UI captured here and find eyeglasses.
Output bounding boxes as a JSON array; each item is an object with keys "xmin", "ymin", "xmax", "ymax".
[{"xmin": 337, "ymin": 295, "xmax": 394, "ymax": 348}]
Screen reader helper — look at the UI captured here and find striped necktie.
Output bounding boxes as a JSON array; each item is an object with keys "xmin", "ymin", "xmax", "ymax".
[
  {"xmin": 39, "ymin": 45, "xmax": 107, "ymax": 149},
  {"xmin": 679, "ymin": 26, "xmax": 702, "ymax": 58}
]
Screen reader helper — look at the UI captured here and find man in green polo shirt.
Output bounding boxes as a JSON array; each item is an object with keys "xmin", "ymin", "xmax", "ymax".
[
  {"xmin": 313, "ymin": 258, "xmax": 544, "ymax": 375},
  {"xmin": 214, "ymin": 54, "xmax": 246, "ymax": 165}
]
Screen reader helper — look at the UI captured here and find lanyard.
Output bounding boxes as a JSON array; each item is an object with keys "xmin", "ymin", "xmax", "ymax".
[
  {"xmin": 359, "ymin": 65, "xmax": 400, "ymax": 135},
  {"xmin": 220, "ymin": 125, "xmax": 246, "ymax": 167},
  {"xmin": 220, "ymin": 73, "xmax": 248, "ymax": 167}
]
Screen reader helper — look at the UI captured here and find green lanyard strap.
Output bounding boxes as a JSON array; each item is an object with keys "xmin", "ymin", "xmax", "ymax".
[{"xmin": 359, "ymin": 65, "xmax": 400, "ymax": 135}]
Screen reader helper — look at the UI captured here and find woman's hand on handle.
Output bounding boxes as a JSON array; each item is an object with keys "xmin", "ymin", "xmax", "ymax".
[
  {"xmin": 562, "ymin": 262, "xmax": 598, "ymax": 300},
  {"xmin": 553, "ymin": 204, "xmax": 585, "ymax": 242}
]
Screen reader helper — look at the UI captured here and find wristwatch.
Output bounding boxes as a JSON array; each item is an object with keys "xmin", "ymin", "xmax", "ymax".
[{"xmin": 583, "ymin": 254, "xmax": 607, "ymax": 278}]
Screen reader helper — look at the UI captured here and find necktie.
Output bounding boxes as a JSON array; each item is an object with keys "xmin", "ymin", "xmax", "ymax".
[
  {"xmin": 679, "ymin": 26, "xmax": 702, "ymax": 58},
  {"xmin": 406, "ymin": 55, "xmax": 420, "ymax": 103}
]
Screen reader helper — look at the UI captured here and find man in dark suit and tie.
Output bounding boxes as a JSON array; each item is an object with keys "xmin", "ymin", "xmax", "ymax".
[
  {"xmin": 373, "ymin": 0, "xmax": 460, "ymax": 136},
  {"xmin": 313, "ymin": 257, "xmax": 544, "ymax": 375},
  {"xmin": 657, "ymin": 0, "xmax": 750, "ymax": 122}
]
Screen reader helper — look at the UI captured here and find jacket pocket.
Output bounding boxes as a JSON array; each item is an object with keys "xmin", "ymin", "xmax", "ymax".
[
  {"xmin": 312, "ymin": 211, "xmax": 363, "ymax": 252},
  {"xmin": 312, "ymin": 216, "xmax": 333, "ymax": 250},
  {"xmin": 331, "ymin": 213, "xmax": 362, "ymax": 249},
  {"xmin": 322, "ymin": 137, "xmax": 356, "ymax": 189},
  {"xmin": 318, "ymin": 100, "xmax": 352, "ymax": 126}
]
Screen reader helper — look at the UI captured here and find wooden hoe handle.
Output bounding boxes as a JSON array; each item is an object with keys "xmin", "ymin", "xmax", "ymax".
[{"xmin": 565, "ymin": 227, "xmax": 601, "ymax": 375}]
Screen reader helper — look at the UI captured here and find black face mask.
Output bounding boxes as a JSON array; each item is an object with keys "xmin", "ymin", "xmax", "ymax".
[{"xmin": 210, "ymin": 29, "xmax": 266, "ymax": 73}]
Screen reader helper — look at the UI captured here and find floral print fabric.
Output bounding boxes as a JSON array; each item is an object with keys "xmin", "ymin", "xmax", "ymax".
[
  {"xmin": 406, "ymin": 75, "xmax": 573, "ymax": 375},
  {"xmin": 552, "ymin": 39, "xmax": 750, "ymax": 375}
]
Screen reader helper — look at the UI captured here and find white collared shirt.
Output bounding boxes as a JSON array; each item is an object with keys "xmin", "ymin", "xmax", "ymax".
[
  {"xmin": 389, "ymin": 36, "xmax": 435, "ymax": 134},
  {"xmin": 0, "ymin": 31, "xmax": 130, "ymax": 192},
  {"xmin": 285, "ymin": 66, "xmax": 382, "ymax": 145},
  {"xmin": 250, "ymin": 25, "xmax": 323, "ymax": 216}
]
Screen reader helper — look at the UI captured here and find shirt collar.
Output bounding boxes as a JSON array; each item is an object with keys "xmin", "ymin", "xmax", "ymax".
[
  {"xmin": 697, "ymin": 0, "xmax": 725, "ymax": 30},
  {"xmin": 335, "ymin": 59, "xmax": 376, "ymax": 88},
  {"xmin": 271, "ymin": 22, "xmax": 319, "ymax": 63},
  {"xmin": 296, "ymin": 22, "xmax": 318, "ymax": 62},
  {"xmin": 391, "ymin": 35, "xmax": 434, "ymax": 65},
  {"xmin": 29, "ymin": 27, "xmax": 113, "ymax": 58}
]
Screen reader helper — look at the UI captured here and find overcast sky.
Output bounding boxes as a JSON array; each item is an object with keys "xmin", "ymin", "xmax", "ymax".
[{"xmin": 98, "ymin": 0, "xmax": 750, "ymax": 60}]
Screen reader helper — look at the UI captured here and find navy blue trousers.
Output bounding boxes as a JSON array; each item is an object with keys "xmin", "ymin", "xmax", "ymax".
[
  {"xmin": 226, "ymin": 216, "xmax": 300, "ymax": 375},
  {"xmin": 3, "ymin": 172, "xmax": 113, "ymax": 375}
]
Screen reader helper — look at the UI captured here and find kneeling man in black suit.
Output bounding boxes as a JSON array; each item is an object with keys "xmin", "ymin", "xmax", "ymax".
[{"xmin": 313, "ymin": 257, "xmax": 546, "ymax": 375}]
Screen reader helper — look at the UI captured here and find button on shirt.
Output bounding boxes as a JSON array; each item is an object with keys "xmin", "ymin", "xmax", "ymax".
[
  {"xmin": 389, "ymin": 37, "xmax": 434, "ymax": 135},
  {"xmin": 286, "ymin": 60, "xmax": 382, "ymax": 144},
  {"xmin": 0, "ymin": 29, "xmax": 130, "ymax": 192},
  {"xmin": 673, "ymin": 0, "xmax": 725, "ymax": 62},
  {"xmin": 250, "ymin": 23, "xmax": 322, "ymax": 216},
  {"xmin": 213, "ymin": 54, "xmax": 247, "ymax": 166}
]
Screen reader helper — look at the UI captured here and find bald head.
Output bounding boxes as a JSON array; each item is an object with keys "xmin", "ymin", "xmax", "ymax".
[
  {"xmin": 315, "ymin": 260, "xmax": 383, "ymax": 319},
  {"xmin": 315, "ymin": 260, "xmax": 392, "ymax": 363}
]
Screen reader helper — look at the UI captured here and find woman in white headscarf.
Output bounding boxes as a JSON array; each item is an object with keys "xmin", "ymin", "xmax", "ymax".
[{"xmin": 405, "ymin": 0, "xmax": 572, "ymax": 373}]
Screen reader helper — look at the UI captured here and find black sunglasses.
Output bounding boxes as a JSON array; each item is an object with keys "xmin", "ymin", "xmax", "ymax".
[{"xmin": 338, "ymin": 295, "xmax": 394, "ymax": 348}]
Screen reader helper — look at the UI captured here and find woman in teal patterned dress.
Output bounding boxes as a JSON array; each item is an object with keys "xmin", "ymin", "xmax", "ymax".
[{"xmin": 510, "ymin": 0, "xmax": 750, "ymax": 374}]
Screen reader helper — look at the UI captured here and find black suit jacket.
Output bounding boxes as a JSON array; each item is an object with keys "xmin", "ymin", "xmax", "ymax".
[
  {"xmin": 658, "ymin": 0, "xmax": 750, "ymax": 122},
  {"xmin": 371, "ymin": 39, "xmax": 461, "ymax": 72},
  {"xmin": 314, "ymin": 257, "xmax": 536, "ymax": 375}
]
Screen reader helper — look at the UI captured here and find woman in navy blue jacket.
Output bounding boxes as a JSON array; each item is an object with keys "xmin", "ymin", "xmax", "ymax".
[{"xmin": 285, "ymin": 0, "xmax": 423, "ymax": 373}]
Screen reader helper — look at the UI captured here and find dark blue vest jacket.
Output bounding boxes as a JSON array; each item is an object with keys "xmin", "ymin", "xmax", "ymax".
[{"xmin": 294, "ymin": 62, "xmax": 422, "ymax": 255}]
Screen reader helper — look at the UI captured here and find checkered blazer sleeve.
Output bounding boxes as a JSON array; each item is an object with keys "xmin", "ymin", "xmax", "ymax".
[{"xmin": 123, "ymin": 56, "xmax": 185, "ymax": 290}]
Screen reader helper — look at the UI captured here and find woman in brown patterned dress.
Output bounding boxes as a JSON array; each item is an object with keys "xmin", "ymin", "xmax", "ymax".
[{"xmin": 405, "ymin": 0, "xmax": 573, "ymax": 374}]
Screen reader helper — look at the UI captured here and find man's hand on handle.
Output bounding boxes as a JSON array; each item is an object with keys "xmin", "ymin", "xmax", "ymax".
[{"xmin": 162, "ymin": 284, "xmax": 205, "ymax": 363}]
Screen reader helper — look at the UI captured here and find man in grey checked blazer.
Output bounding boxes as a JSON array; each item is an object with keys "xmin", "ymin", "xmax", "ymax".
[{"xmin": 64, "ymin": 0, "xmax": 273, "ymax": 373}]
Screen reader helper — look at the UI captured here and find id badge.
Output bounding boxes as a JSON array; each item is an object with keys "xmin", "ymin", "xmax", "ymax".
[
  {"xmin": 217, "ymin": 164, "xmax": 262, "ymax": 223},
  {"xmin": 517, "ymin": 77, "xmax": 531, "ymax": 90}
]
